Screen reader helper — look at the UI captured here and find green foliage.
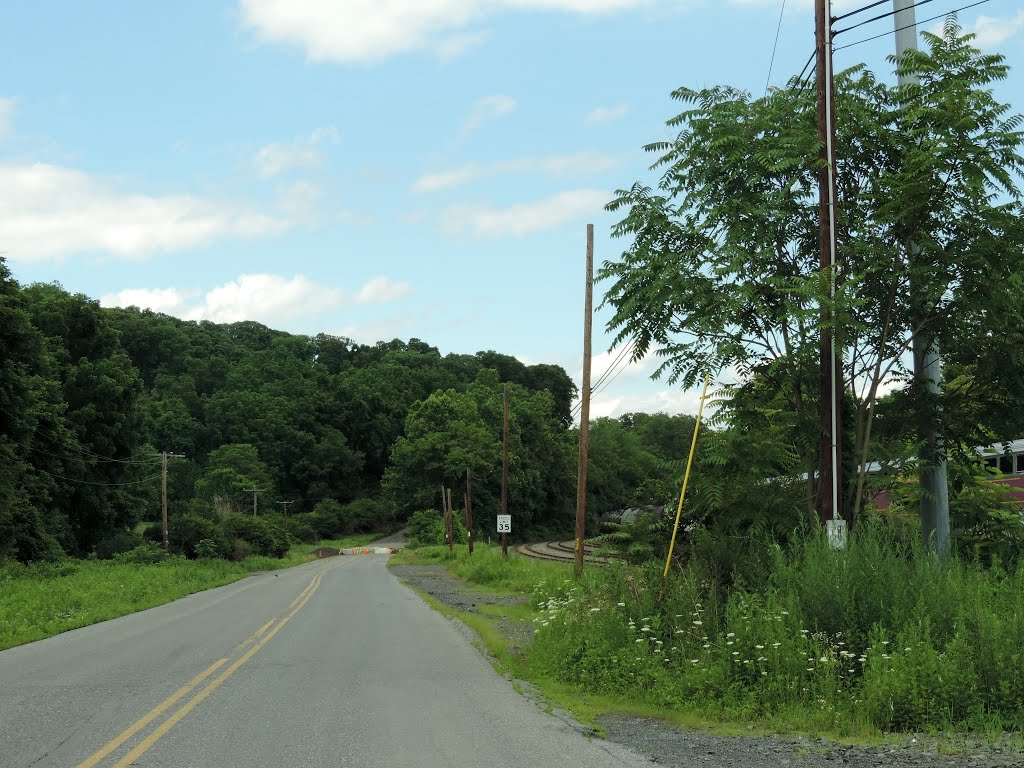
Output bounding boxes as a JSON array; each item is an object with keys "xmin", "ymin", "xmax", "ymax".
[
  {"xmin": 523, "ymin": 525, "xmax": 1024, "ymax": 733},
  {"xmin": 114, "ymin": 542, "xmax": 170, "ymax": 565},
  {"xmin": 221, "ymin": 515, "xmax": 291, "ymax": 558},
  {"xmin": 94, "ymin": 531, "xmax": 145, "ymax": 560},
  {"xmin": 600, "ymin": 26, "xmax": 1024, "ymax": 523},
  {"xmin": 0, "ymin": 551, "xmax": 315, "ymax": 650},
  {"xmin": 405, "ymin": 508, "xmax": 466, "ymax": 547},
  {"xmin": 598, "ymin": 515, "xmax": 671, "ymax": 565},
  {"xmin": 384, "ymin": 369, "xmax": 574, "ymax": 536},
  {"xmin": 168, "ymin": 514, "xmax": 230, "ymax": 559}
]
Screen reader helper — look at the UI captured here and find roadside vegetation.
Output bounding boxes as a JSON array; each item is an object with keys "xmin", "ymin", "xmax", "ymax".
[
  {"xmin": 396, "ymin": 526, "xmax": 1024, "ymax": 739},
  {"xmin": 0, "ymin": 533, "xmax": 378, "ymax": 651}
]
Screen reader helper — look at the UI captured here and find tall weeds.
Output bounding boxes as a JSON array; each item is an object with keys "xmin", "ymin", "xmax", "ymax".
[{"xmin": 527, "ymin": 523, "xmax": 1024, "ymax": 732}]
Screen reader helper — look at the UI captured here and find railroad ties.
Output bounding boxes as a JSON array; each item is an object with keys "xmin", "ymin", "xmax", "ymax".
[{"xmin": 515, "ymin": 539, "xmax": 608, "ymax": 565}]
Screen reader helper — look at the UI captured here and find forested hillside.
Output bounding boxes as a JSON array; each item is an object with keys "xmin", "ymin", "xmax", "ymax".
[{"xmin": 0, "ymin": 256, "xmax": 595, "ymax": 562}]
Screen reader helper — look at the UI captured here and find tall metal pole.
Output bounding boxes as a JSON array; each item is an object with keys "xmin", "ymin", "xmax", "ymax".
[
  {"xmin": 816, "ymin": 0, "xmax": 843, "ymax": 525},
  {"xmin": 575, "ymin": 224, "xmax": 594, "ymax": 579},
  {"xmin": 893, "ymin": 0, "xmax": 950, "ymax": 554},
  {"xmin": 501, "ymin": 385, "xmax": 510, "ymax": 558}
]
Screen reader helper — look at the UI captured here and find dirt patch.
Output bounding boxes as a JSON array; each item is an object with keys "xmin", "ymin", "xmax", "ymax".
[{"xmin": 388, "ymin": 564, "xmax": 534, "ymax": 652}]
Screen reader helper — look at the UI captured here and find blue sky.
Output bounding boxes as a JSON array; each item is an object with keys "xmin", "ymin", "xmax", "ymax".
[{"xmin": 2, "ymin": 0, "xmax": 1022, "ymax": 419}]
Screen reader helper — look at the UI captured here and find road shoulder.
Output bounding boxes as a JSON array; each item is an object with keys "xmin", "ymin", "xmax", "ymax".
[{"xmin": 388, "ymin": 561, "xmax": 1024, "ymax": 768}]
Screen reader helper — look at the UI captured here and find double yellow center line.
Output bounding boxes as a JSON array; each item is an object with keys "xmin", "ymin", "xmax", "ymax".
[{"xmin": 78, "ymin": 564, "xmax": 335, "ymax": 767}]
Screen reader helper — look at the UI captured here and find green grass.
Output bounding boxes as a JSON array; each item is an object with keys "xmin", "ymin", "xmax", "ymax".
[
  {"xmin": 390, "ymin": 543, "xmax": 572, "ymax": 593},
  {"xmin": 391, "ymin": 533, "xmax": 1024, "ymax": 744},
  {"xmin": 0, "ymin": 552, "xmax": 315, "ymax": 651}
]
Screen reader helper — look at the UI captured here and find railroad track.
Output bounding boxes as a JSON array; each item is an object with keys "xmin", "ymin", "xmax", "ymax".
[{"xmin": 516, "ymin": 539, "xmax": 609, "ymax": 565}]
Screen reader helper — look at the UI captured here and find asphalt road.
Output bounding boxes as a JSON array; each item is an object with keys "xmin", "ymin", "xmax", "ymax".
[{"xmin": 0, "ymin": 554, "xmax": 650, "ymax": 767}]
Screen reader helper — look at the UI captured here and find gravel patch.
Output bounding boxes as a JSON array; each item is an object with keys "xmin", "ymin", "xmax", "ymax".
[
  {"xmin": 390, "ymin": 563, "xmax": 1023, "ymax": 768},
  {"xmin": 597, "ymin": 714, "xmax": 1024, "ymax": 768}
]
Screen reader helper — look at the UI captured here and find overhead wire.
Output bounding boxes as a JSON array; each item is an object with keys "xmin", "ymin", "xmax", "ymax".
[
  {"xmin": 32, "ymin": 467, "xmax": 163, "ymax": 487},
  {"xmin": 0, "ymin": 402, "xmax": 157, "ymax": 464},
  {"xmin": 834, "ymin": 0, "xmax": 995, "ymax": 51},
  {"xmin": 834, "ymin": 0, "xmax": 939, "ymax": 36},
  {"xmin": 765, "ymin": 0, "xmax": 789, "ymax": 95}
]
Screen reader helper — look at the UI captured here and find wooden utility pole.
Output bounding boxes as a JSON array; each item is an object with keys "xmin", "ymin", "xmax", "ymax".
[
  {"xmin": 243, "ymin": 487, "xmax": 264, "ymax": 516},
  {"xmin": 276, "ymin": 500, "xmax": 294, "ymax": 517},
  {"xmin": 815, "ymin": 0, "xmax": 843, "ymax": 526},
  {"xmin": 575, "ymin": 224, "xmax": 594, "ymax": 579},
  {"xmin": 159, "ymin": 452, "xmax": 185, "ymax": 552},
  {"xmin": 501, "ymin": 384, "xmax": 510, "ymax": 558},
  {"xmin": 465, "ymin": 468, "xmax": 474, "ymax": 554}
]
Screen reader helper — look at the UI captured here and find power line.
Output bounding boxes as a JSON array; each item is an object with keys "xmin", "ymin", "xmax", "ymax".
[
  {"xmin": 0, "ymin": 403, "xmax": 156, "ymax": 464},
  {"xmin": 834, "ymin": 0, "xmax": 938, "ymax": 36},
  {"xmin": 795, "ymin": 49, "xmax": 817, "ymax": 84},
  {"xmin": 834, "ymin": 0, "xmax": 994, "ymax": 51},
  {"xmin": 833, "ymin": 0, "xmax": 896, "ymax": 24},
  {"xmin": 32, "ymin": 467, "xmax": 163, "ymax": 487},
  {"xmin": 23, "ymin": 441, "xmax": 160, "ymax": 466},
  {"xmin": 571, "ymin": 339, "xmax": 636, "ymax": 418},
  {"xmin": 765, "ymin": 0, "xmax": 789, "ymax": 95}
]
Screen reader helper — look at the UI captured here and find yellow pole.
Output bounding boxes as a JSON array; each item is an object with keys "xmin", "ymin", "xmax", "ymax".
[{"xmin": 663, "ymin": 374, "xmax": 711, "ymax": 578}]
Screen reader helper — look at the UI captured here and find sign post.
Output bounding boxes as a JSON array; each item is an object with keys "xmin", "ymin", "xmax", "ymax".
[{"xmin": 497, "ymin": 515, "xmax": 511, "ymax": 557}]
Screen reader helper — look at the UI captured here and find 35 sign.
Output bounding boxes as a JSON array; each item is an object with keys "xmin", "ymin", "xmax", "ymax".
[{"xmin": 496, "ymin": 515, "xmax": 511, "ymax": 533}]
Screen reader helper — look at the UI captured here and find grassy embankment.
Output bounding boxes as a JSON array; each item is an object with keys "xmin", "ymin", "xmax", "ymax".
[
  {"xmin": 390, "ymin": 534, "xmax": 1024, "ymax": 744},
  {"xmin": 0, "ymin": 533, "xmax": 379, "ymax": 651}
]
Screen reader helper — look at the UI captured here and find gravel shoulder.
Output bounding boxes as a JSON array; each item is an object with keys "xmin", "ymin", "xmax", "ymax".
[{"xmin": 389, "ymin": 562, "xmax": 1024, "ymax": 768}]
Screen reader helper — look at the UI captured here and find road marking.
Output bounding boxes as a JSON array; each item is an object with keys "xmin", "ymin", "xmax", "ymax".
[
  {"xmin": 77, "ymin": 560, "xmax": 343, "ymax": 767},
  {"xmin": 106, "ymin": 567, "xmax": 330, "ymax": 767},
  {"xmin": 234, "ymin": 617, "xmax": 277, "ymax": 650},
  {"xmin": 76, "ymin": 658, "xmax": 228, "ymax": 768}
]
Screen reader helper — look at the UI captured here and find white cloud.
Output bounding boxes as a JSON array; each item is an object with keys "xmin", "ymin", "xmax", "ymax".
[
  {"xmin": 0, "ymin": 98, "xmax": 13, "ymax": 139},
  {"xmin": 355, "ymin": 276, "xmax": 412, "ymax": 305},
  {"xmin": 99, "ymin": 287, "xmax": 191, "ymax": 315},
  {"xmin": 436, "ymin": 30, "xmax": 491, "ymax": 61},
  {"xmin": 254, "ymin": 126, "xmax": 339, "ymax": 178},
  {"xmin": 100, "ymin": 273, "xmax": 410, "ymax": 328},
  {"xmin": 334, "ymin": 311, "xmax": 427, "ymax": 344},
  {"xmin": 101, "ymin": 274, "xmax": 342, "ymax": 325},
  {"xmin": 585, "ymin": 104, "xmax": 628, "ymax": 124},
  {"xmin": 414, "ymin": 167, "xmax": 481, "ymax": 193},
  {"xmin": 189, "ymin": 274, "xmax": 342, "ymax": 324},
  {"xmin": 463, "ymin": 94, "xmax": 517, "ymax": 133},
  {"xmin": 0, "ymin": 162, "xmax": 286, "ymax": 262},
  {"xmin": 589, "ymin": 387, "xmax": 707, "ymax": 419},
  {"xmin": 928, "ymin": 11, "xmax": 1024, "ymax": 48},
  {"xmin": 442, "ymin": 189, "xmax": 608, "ymax": 237},
  {"xmin": 239, "ymin": 0, "xmax": 656, "ymax": 63},
  {"xmin": 413, "ymin": 151, "xmax": 618, "ymax": 193}
]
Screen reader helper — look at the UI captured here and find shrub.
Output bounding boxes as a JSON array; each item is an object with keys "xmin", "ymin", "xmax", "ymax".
[
  {"xmin": 94, "ymin": 531, "xmax": 144, "ymax": 560},
  {"xmin": 194, "ymin": 538, "xmax": 221, "ymax": 559},
  {"xmin": 168, "ymin": 514, "xmax": 229, "ymax": 559},
  {"xmin": 113, "ymin": 542, "xmax": 171, "ymax": 564},
  {"xmin": 283, "ymin": 516, "xmax": 317, "ymax": 544},
  {"xmin": 221, "ymin": 516, "xmax": 289, "ymax": 558},
  {"xmin": 231, "ymin": 538, "xmax": 251, "ymax": 562},
  {"xmin": 406, "ymin": 508, "xmax": 466, "ymax": 547}
]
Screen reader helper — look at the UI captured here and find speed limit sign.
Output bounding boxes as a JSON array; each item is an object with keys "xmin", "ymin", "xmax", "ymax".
[{"xmin": 496, "ymin": 515, "xmax": 511, "ymax": 533}]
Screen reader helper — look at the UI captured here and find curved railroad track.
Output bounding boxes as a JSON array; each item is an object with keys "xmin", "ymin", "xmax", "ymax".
[{"xmin": 516, "ymin": 539, "xmax": 609, "ymax": 565}]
